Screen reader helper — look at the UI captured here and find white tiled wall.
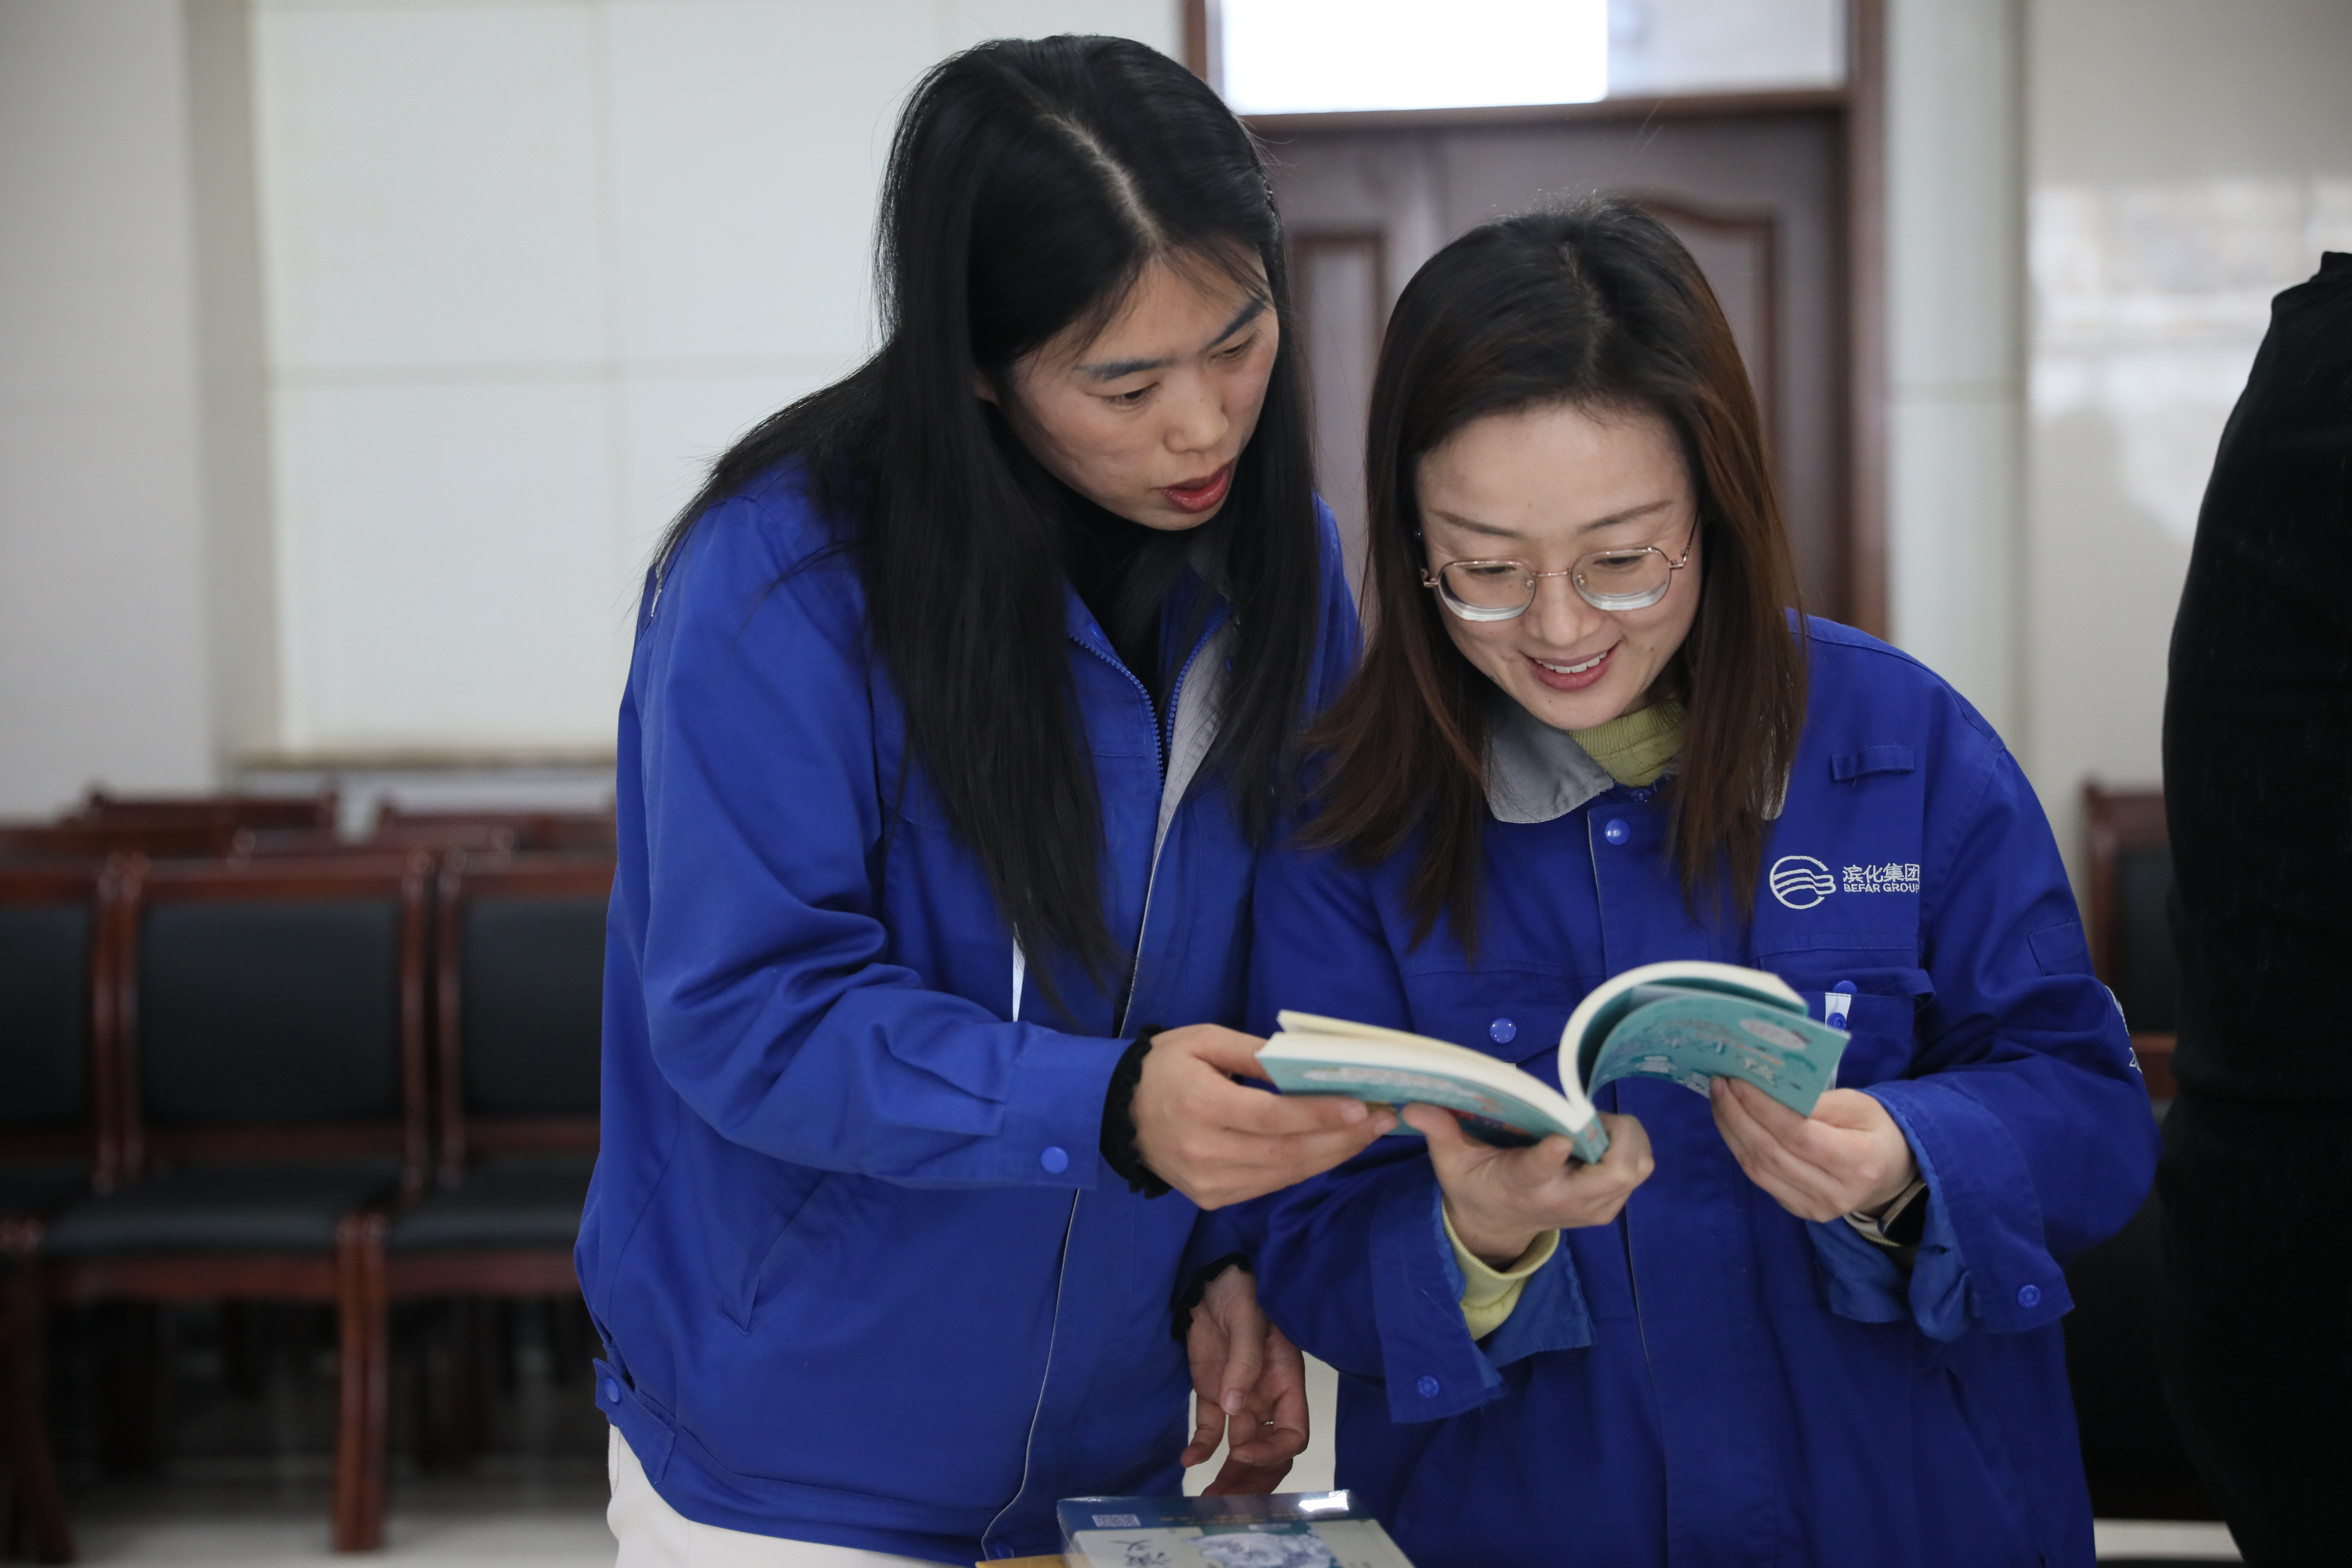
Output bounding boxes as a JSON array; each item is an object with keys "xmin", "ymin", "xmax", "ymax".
[
  {"xmin": 250, "ymin": 0, "xmax": 1176, "ymax": 755},
  {"xmin": 257, "ymin": 4, "xmax": 610, "ymax": 373},
  {"xmin": 0, "ymin": 0, "xmax": 219, "ymax": 814},
  {"xmin": 271, "ymin": 378, "xmax": 623, "ymax": 744},
  {"xmin": 1885, "ymin": 0, "xmax": 2022, "ymax": 742},
  {"xmin": 2020, "ymin": 0, "xmax": 2352, "ymax": 881}
]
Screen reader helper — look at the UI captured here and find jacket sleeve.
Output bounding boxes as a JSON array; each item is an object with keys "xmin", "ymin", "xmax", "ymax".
[
  {"xmin": 628, "ymin": 496, "xmax": 1118, "ymax": 1189},
  {"xmin": 1827, "ymin": 722, "xmax": 2161, "ymax": 1340},
  {"xmin": 1233, "ymin": 832, "xmax": 1594, "ymax": 1423},
  {"xmin": 1167, "ymin": 504, "xmax": 1369, "ymax": 1315}
]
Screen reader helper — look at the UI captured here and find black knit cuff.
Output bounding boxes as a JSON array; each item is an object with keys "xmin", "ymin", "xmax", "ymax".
[
  {"xmin": 1170, "ymin": 1253, "xmax": 1252, "ymax": 1343},
  {"xmin": 1100, "ymin": 1026, "xmax": 1173, "ymax": 1199}
]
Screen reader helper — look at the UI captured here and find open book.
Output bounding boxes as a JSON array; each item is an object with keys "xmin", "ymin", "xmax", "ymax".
[{"xmin": 1255, "ymin": 961, "xmax": 1850, "ymax": 1163}]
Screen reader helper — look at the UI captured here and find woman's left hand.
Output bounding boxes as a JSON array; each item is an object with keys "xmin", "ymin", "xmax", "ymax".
[
  {"xmin": 1709, "ymin": 1079, "xmax": 1918, "ymax": 1222},
  {"xmin": 1181, "ymin": 1266, "xmax": 1308, "ymax": 1494}
]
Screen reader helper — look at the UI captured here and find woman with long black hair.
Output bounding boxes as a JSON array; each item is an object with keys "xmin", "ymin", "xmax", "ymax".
[{"xmin": 576, "ymin": 36, "xmax": 1384, "ymax": 1567}]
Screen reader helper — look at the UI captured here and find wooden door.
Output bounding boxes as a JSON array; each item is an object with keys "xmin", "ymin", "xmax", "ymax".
[{"xmin": 1268, "ymin": 102, "xmax": 1858, "ymax": 621}]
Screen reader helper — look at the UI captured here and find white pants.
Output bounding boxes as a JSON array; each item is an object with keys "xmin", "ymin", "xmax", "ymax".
[{"xmin": 608, "ymin": 1427, "xmax": 945, "ymax": 1568}]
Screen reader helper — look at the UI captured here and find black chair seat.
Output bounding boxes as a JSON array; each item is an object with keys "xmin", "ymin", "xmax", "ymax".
[
  {"xmin": 387, "ymin": 1159, "xmax": 590, "ymax": 1253},
  {"xmin": 0, "ymin": 1158, "xmax": 92, "ymax": 1220},
  {"xmin": 40, "ymin": 1160, "xmax": 400, "ymax": 1255}
]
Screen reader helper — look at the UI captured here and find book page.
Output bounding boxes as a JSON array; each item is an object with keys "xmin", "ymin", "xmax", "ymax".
[{"xmin": 1582, "ymin": 993, "xmax": 1847, "ymax": 1114}]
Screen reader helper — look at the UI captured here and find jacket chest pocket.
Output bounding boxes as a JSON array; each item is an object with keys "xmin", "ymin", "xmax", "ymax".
[{"xmin": 1757, "ymin": 959, "xmax": 1932, "ymax": 1089}]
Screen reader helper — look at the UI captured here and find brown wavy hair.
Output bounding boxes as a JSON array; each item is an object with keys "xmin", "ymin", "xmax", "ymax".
[{"xmin": 1304, "ymin": 199, "xmax": 1808, "ymax": 946}]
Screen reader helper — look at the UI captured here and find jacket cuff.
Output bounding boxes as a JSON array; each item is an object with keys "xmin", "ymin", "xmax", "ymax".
[
  {"xmin": 1805, "ymin": 1216, "xmax": 1913, "ymax": 1325},
  {"xmin": 1367, "ymin": 1166, "xmax": 1592, "ymax": 1422},
  {"xmin": 1443, "ymin": 1209, "xmax": 1558, "ymax": 1340},
  {"xmin": 1367, "ymin": 1162, "xmax": 1498, "ymax": 1421},
  {"xmin": 996, "ymin": 1022, "xmax": 1132, "ymax": 1188},
  {"xmin": 1478, "ymin": 1225, "xmax": 1591, "ymax": 1371},
  {"xmin": 1865, "ymin": 1078, "xmax": 2073, "ymax": 1338}
]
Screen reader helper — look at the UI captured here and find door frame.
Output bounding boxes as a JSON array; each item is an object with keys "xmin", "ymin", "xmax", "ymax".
[{"xmin": 1183, "ymin": 0, "xmax": 1887, "ymax": 636}]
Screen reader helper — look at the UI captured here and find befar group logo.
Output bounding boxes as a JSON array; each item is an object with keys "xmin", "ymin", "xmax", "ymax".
[{"xmin": 1768, "ymin": 854, "xmax": 1837, "ymax": 910}]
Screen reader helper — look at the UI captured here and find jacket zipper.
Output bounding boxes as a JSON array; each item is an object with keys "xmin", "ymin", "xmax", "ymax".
[
  {"xmin": 977, "ymin": 1189, "xmax": 1082, "ymax": 1557},
  {"xmin": 1591, "ymin": 806, "xmax": 1671, "ymax": 1548},
  {"xmin": 984, "ymin": 619, "xmax": 1218, "ymax": 1550},
  {"xmin": 1622, "ymin": 1200, "xmax": 1674, "ymax": 1551},
  {"xmin": 1068, "ymin": 620, "xmax": 1217, "ymax": 1037}
]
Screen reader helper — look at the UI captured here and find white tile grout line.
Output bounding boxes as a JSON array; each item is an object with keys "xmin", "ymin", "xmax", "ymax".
[{"xmin": 2093, "ymin": 1518, "xmax": 2243, "ymax": 1561}]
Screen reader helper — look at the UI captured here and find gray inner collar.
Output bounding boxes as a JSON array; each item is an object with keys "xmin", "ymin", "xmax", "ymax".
[
  {"xmin": 1484, "ymin": 695, "xmax": 1679, "ymax": 824},
  {"xmin": 1481, "ymin": 695, "xmax": 1790, "ymax": 824}
]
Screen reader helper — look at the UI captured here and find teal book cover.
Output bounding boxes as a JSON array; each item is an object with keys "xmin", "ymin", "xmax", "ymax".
[
  {"xmin": 1259, "ymin": 961, "xmax": 1848, "ymax": 1164},
  {"xmin": 1577, "ymin": 987, "xmax": 1848, "ymax": 1113},
  {"xmin": 1255, "ymin": 1015, "xmax": 1608, "ymax": 1162}
]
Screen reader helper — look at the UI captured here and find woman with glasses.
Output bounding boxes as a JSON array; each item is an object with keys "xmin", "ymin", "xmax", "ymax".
[
  {"xmin": 1233, "ymin": 201, "xmax": 2158, "ymax": 1567},
  {"xmin": 580, "ymin": 37, "xmax": 1385, "ymax": 1566}
]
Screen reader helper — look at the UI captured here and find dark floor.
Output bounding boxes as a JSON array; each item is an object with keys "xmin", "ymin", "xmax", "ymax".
[
  {"xmin": 37, "ymin": 1297, "xmax": 610, "ymax": 1564},
  {"xmin": 27, "ymin": 1314, "xmax": 2244, "ymax": 1564}
]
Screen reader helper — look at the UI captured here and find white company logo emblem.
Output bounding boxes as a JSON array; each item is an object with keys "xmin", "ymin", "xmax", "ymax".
[{"xmin": 1768, "ymin": 855, "xmax": 1837, "ymax": 910}]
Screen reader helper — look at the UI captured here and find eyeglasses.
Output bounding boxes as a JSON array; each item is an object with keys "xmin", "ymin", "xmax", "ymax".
[{"xmin": 1420, "ymin": 520, "xmax": 1697, "ymax": 621}]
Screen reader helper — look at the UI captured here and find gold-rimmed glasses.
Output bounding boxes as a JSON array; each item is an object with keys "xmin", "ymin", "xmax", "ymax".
[{"xmin": 1420, "ymin": 520, "xmax": 1698, "ymax": 621}]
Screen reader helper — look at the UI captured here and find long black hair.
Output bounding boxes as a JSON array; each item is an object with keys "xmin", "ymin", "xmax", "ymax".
[{"xmin": 652, "ymin": 36, "xmax": 1322, "ymax": 983}]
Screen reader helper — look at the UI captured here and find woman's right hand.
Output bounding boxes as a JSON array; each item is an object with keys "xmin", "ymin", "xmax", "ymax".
[
  {"xmin": 1403, "ymin": 1104, "xmax": 1653, "ymax": 1265},
  {"xmin": 1130, "ymin": 1026, "xmax": 1396, "ymax": 1209}
]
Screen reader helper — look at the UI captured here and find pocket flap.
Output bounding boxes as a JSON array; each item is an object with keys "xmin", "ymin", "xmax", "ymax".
[
  {"xmin": 2026, "ymin": 919, "xmax": 2093, "ymax": 976},
  {"xmin": 1829, "ymin": 745, "xmax": 1916, "ymax": 782}
]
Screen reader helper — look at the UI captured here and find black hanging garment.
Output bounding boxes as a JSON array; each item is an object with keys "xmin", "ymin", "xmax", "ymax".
[{"xmin": 2156, "ymin": 251, "xmax": 2352, "ymax": 1568}]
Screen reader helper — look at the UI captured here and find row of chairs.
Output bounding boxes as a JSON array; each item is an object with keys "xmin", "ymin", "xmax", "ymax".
[
  {"xmin": 2081, "ymin": 780, "xmax": 2176, "ymax": 1098},
  {"xmin": 0, "ymin": 789, "xmax": 616, "ymax": 863},
  {"xmin": 0, "ymin": 843, "xmax": 611, "ymax": 1557}
]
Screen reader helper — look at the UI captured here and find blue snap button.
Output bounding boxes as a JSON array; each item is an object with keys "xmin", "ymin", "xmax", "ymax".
[
  {"xmin": 1040, "ymin": 1145, "xmax": 1069, "ymax": 1174},
  {"xmin": 1603, "ymin": 818, "xmax": 1630, "ymax": 845},
  {"xmin": 1834, "ymin": 980, "xmax": 1857, "ymax": 994},
  {"xmin": 2016, "ymin": 1284, "xmax": 2042, "ymax": 1308},
  {"xmin": 1415, "ymin": 1374, "xmax": 1441, "ymax": 1399},
  {"xmin": 600, "ymin": 1377, "xmax": 620, "ymax": 1405},
  {"xmin": 1488, "ymin": 1017, "xmax": 1518, "ymax": 1045}
]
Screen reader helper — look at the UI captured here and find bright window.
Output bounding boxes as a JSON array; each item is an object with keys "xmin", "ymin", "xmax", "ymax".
[
  {"xmin": 1219, "ymin": 0, "xmax": 1610, "ymax": 115},
  {"xmin": 1216, "ymin": 0, "xmax": 1847, "ymax": 115}
]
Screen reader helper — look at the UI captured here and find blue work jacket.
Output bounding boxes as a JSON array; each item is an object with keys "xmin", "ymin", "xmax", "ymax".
[
  {"xmin": 1242, "ymin": 619, "xmax": 2159, "ymax": 1568},
  {"xmin": 577, "ymin": 464, "xmax": 1358, "ymax": 1562}
]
